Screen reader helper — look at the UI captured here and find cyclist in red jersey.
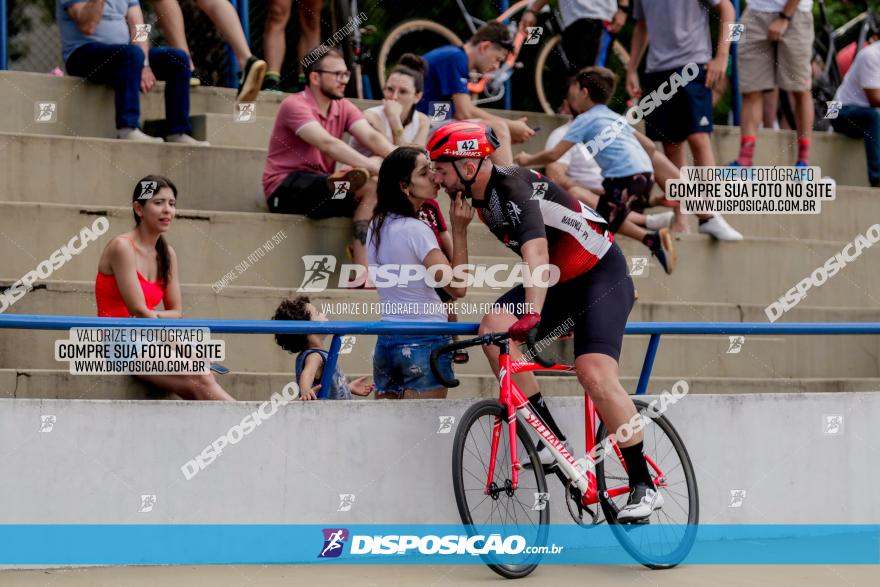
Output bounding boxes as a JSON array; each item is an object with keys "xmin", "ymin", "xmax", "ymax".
[{"xmin": 428, "ymin": 121, "xmax": 663, "ymax": 522}]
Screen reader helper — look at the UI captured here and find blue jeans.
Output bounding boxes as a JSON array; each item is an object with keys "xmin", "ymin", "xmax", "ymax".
[
  {"xmin": 830, "ymin": 105, "xmax": 880, "ymax": 187},
  {"xmin": 373, "ymin": 335, "xmax": 454, "ymax": 395},
  {"xmin": 66, "ymin": 43, "xmax": 192, "ymax": 134}
]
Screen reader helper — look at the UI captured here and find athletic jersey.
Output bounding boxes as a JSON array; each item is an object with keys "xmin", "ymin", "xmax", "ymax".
[{"xmin": 476, "ymin": 166, "xmax": 614, "ymax": 282}]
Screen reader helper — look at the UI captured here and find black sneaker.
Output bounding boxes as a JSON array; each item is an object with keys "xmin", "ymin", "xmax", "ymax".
[
  {"xmin": 237, "ymin": 56, "xmax": 267, "ymax": 102},
  {"xmin": 261, "ymin": 73, "xmax": 281, "ymax": 92},
  {"xmin": 616, "ymin": 483, "xmax": 664, "ymax": 523},
  {"xmin": 648, "ymin": 227, "xmax": 676, "ymax": 275}
]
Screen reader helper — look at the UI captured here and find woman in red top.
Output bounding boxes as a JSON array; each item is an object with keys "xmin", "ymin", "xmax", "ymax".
[{"xmin": 95, "ymin": 175, "xmax": 234, "ymax": 401}]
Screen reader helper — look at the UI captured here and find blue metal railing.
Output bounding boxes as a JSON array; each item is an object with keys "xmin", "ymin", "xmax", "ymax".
[
  {"xmin": 0, "ymin": 0, "xmax": 9, "ymax": 70},
  {"xmin": 2, "ymin": 315, "xmax": 880, "ymax": 397},
  {"xmin": 225, "ymin": 0, "xmax": 251, "ymax": 89}
]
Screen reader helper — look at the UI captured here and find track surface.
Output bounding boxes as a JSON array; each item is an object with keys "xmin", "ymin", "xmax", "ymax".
[{"xmin": 2, "ymin": 565, "xmax": 877, "ymax": 586}]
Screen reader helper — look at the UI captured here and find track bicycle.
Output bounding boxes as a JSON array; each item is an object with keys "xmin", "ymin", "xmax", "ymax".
[{"xmin": 430, "ymin": 329, "xmax": 698, "ymax": 579}]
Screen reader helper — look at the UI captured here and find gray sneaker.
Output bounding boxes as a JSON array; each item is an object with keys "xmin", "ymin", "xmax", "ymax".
[{"xmin": 616, "ymin": 483, "xmax": 664, "ymax": 523}]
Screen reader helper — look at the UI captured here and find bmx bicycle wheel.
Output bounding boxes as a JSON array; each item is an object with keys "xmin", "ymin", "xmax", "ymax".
[
  {"xmin": 595, "ymin": 398, "xmax": 699, "ymax": 569},
  {"xmin": 452, "ymin": 399, "xmax": 550, "ymax": 579},
  {"xmin": 377, "ymin": 20, "xmax": 462, "ymax": 90}
]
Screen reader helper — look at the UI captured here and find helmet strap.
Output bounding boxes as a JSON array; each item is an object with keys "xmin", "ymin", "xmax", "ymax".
[{"xmin": 452, "ymin": 157, "xmax": 488, "ymax": 208}]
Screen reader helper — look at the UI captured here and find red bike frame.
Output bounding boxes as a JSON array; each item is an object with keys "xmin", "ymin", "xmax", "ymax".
[{"xmin": 484, "ymin": 350, "xmax": 666, "ymax": 508}]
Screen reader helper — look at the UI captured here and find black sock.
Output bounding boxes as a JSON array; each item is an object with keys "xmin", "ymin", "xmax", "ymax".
[
  {"xmin": 619, "ymin": 441, "xmax": 654, "ymax": 488},
  {"xmin": 528, "ymin": 392, "xmax": 566, "ymax": 449},
  {"xmin": 641, "ymin": 232, "xmax": 659, "ymax": 252},
  {"xmin": 698, "ymin": 217, "xmax": 709, "ymax": 226}
]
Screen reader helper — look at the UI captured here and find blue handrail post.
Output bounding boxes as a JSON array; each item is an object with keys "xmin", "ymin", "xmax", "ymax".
[
  {"xmin": 731, "ymin": 0, "xmax": 742, "ymax": 125},
  {"xmin": 1, "ymin": 0, "xmax": 9, "ymax": 70},
  {"xmin": 635, "ymin": 334, "xmax": 661, "ymax": 395},
  {"xmin": 500, "ymin": 0, "xmax": 512, "ymax": 110},
  {"xmin": 319, "ymin": 334, "xmax": 343, "ymax": 399}
]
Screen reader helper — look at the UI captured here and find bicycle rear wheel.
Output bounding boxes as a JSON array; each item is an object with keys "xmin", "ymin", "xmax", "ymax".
[
  {"xmin": 452, "ymin": 399, "xmax": 549, "ymax": 579},
  {"xmin": 377, "ymin": 20, "xmax": 462, "ymax": 90},
  {"xmin": 595, "ymin": 398, "xmax": 698, "ymax": 569}
]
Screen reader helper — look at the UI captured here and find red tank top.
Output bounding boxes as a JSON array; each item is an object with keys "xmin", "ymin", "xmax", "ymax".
[{"xmin": 95, "ymin": 238, "xmax": 166, "ymax": 318}]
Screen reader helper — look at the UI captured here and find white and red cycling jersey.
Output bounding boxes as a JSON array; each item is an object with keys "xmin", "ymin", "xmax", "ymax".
[{"xmin": 476, "ymin": 166, "xmax": 613, "ymax": 283}]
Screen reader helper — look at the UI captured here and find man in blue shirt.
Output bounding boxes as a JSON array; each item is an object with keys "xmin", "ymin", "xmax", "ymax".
[
  {"xmin": 57, "ymin": 0, "xmax": 205, "ymax": 144},
  {"xmin": 417, "ymin": 22, "xmax": 535, "ymax": 165}
]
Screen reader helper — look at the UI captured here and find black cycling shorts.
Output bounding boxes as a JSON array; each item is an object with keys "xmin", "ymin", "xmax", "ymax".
[
  {"xmin": 493, "ymin": 243, "xmax": 635, "ymax": 362},
  {"xmin": 267, "ymin": 171, "xmax": 356, "ymax": 219}
]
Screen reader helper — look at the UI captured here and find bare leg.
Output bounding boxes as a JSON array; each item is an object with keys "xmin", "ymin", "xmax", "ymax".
[
  {"xmin": 791, "ymin": 89, "xmax": 814, "ymax": 149},
  {"xmin": 264, "ymin": 0, "xmax": 292, "ymax": 74},
  {"xmin": 661, "ymin": 142, "xmax": 693, "ymax": 232},
  {"xmin": 137, "ymin": 373, "xmax": 235, "ymax": 401},
  {"xmin": 762, "ymin": 88, "xmax": 779, "ymax": 129},
  {"xmin": 740, "ymin": 91, "xmax": 763, "ymax": 140},
  {"xmin": 149, "ymin": 0, "xmax": 194, "ymax": 69},
  {"xmin": 196, "ymin": 0, "xmax": 253, "ymax": 68},
  {"xmin": 298, "ymin": 0, "xmax": 323, "ymax": 74},
  {"xmin": 575, "ymin": 353, "xmax": 642, "ymax": 447}
]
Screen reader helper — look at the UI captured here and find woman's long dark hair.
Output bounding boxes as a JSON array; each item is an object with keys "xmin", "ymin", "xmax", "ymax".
[
  {"xmin": 132, "ymin": 175, "xmax": 176, "ymax": 286},
  {"xmin": 391, "ymin": 53, "xmax": 428, "ymax": 127},
  {"xmin": 371, "ymin": 147, "xmax": 425, "ymax": 251}
]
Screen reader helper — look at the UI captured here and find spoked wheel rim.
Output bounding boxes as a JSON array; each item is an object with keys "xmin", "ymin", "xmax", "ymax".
[
  {"xmin": 596, "ymin": 399, "xmax": 699, "ymax": 568},
  {"xmin": 452, "ymin": 400, "xmax": 550, "ymax": 579}
]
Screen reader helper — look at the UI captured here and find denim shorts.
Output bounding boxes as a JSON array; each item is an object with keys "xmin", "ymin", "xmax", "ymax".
[{"xmin": 373, "ymin": 334, "xmax": 454, "ymax": 394}]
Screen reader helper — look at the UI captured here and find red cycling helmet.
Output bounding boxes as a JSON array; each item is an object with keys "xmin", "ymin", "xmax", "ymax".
[{"xmin": 427, "ymin": 121, "xmax": 499, "ymax": 162}]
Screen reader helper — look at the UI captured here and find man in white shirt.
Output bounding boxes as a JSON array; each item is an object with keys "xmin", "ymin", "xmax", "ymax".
[{"xmin": 830, "ymin": 34, "xmax": 880, "ymax": 187}]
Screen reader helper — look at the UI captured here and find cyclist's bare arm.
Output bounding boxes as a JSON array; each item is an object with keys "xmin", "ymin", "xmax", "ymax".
[
  {"xmin": 520, "ymin": 238, "xmax": 550, "ymax": 315},
  {"xmin": 515, "ymin": 139, "xmax": 573, "ymax": 167},
  {"xmin": 298, "ymin": 122, "xmax": 380, "ymax": 175}
]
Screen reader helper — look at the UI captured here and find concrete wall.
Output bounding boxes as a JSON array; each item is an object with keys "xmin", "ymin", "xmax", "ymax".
[{"xmin": 1, "ymin": 392, "xmax": 876, "ymax": 526}]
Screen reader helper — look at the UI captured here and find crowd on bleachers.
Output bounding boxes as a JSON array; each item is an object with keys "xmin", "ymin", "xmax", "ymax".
[{"xmin": 48, "ymin": 0, "xmax": 878, "ymax": 401}]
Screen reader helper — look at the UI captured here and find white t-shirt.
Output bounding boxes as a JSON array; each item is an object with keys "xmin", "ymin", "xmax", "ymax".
[
  {"xmin": 351, "ymin": 105, "xmax": 424, "ymax": 155},
  {"xmin": 746, "ymin": 0, "xmax": 812, "ymax": 12},
  {"xmin": 367, "ymin": 214, "xmax": 446, "ymax": 322},
  {"xmin": 545, "ymin": 122, "xmax": 605, "ymax": 192},
  {"xmin": 834, "ymin": 42, "xmax": 880, "ymax": 108},
  {"xmin": 559, "ymin": 0, "xmax": 617, "ymax": 28}
]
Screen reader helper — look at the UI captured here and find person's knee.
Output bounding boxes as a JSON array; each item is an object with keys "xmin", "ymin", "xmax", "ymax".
[
  {"xmin": 188, "ymin": 373, "xmax": 218, "ymax": 399},
  {"xmin": 267, "ymin": 0, "xmax": 292, "ymax": 26},
  {"xmin": 356, "ymin": 176, "xmax": 378, "ymax": 202},
  {"xmin": 120, "ymin": 44, "xmax": 145, "ymax": 66},
  {"xmin": 576, "ymin": 362, "xmax": 617, "ymax": 401},
  {"xmin": 479, "ymin": 311, "xmax": 510, "ymax": 335}
]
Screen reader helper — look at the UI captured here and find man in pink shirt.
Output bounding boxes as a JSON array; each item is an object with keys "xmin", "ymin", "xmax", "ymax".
[{"xmin": 263, "ymin": 48, "xmax": 394, "ymax": 274}]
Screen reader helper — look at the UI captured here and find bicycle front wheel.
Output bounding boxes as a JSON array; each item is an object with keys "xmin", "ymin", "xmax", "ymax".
[
  {"xmin": 595, "ymin": 398, "xmax": 699, "ymax": 569},
  {"xmin": 377, "ymin": 20, "xmax": 462, "ymax": 90},
  {"xmin": 452, "ymin": 399, "xmax": 549, "ymax": 579}
]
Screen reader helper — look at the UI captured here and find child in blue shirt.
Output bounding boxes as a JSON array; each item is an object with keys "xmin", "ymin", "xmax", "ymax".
[
  {"xmin": 272, "ymin": 296, "xmax": 374, "ymax": 400},
  {"xmin": 516, "ymin": 66, "xmax": 675, "ymax": 274}
]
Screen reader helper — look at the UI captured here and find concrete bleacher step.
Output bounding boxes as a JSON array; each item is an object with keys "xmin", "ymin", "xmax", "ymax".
[
  {"xmin": 3, "ymin": 368, "xmax": 879, "ymax": 401},
  {"xmin": 2, "ymin": 281, "xmax": 878, "ymax": 379},
  {"xmin": 2, "ymin": 70, "xmax": 873, "ymax": 186},
  {"xmin": 2, "ymin": 202, "xmax": 879, "ymax": 307}
]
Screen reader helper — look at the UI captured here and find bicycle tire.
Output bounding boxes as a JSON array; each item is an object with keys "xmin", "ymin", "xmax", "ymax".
[
  {"xmin": 595, "ymin": 398, "xmax": 699, "ymax": 569},
  {"xmin": 452, "ymin": 399, "xmax": 550, "ymax": 579},
  {"xmin": 377, "ymin": 20, "xmax": 462, "ymax": 90},
  {"xmin": 534, "ymin": 34, "xmax": 565, "ymax": 114}
]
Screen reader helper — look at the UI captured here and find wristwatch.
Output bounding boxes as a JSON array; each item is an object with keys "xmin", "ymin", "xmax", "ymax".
[{"xmin": 778, "ymin": 12, "xmax": 792, "ymax": 21}]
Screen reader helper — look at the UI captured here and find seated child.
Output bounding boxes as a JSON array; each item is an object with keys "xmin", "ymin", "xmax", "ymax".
[{"xmin": 272, "ymin": 296, "xmax": 374, "ymax": 400}]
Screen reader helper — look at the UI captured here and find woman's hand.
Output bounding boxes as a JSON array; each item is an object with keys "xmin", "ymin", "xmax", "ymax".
[
  {"xmin": 349, "ymin": 376, "xmax": 375, "ymax": 396},
  {"xmin": 300, "ymin": 383, "xmax": 321, "ymax": 400},
  {"xmin": 449, "ymin": 191, "xmax": 474, "ymax": 233},
  {"xmin": 383, "ymin": 99, "xmax": 404, "ymax": 125}
]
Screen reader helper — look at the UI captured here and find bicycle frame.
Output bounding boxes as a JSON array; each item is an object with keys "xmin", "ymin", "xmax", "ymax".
[{"xmin": 484, "ymin": 344, "xmax": 666, "ymax": 508}]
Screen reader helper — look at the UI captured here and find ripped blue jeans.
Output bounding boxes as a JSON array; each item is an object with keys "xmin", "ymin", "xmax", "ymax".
[{"xmin": 373, "ymin": 335, "xmax": 454, "ymax": 395}]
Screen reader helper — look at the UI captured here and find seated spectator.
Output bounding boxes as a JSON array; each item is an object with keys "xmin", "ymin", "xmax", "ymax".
[
  {"xmin": 57, "ymin": 0, "xmax": 207, "ymax": 144},
  {"xmin": 830, "ymin": 32, "xmax": 880, "ymax": 188},
  {"xmin": 272, "ymin": 296, "xmax": 375, "ymax": 400},
  {"xmin": 148, "ymin": 0, "xmax": 266, "ymax": 100},
  {"xmin": 262, "ymin": 0, "xmax": 323, "ymax": 92},
  {"xmin": 262, "ymin": 47, "xmax": 395, "ymax": 277},
  {"xmin": 515, "ymin": 67, "xmax": 676, "ymax": 274},
  {"xmin": 96, "ymin": 176, "xmax": 234, "ymax": 400},
  {"xmin": 352, "ymin": 54, "xmax": 431, "ymax": 152},
  {"xmin": 416, "ymin": 22, "xmax": 535, "ymax": 164},
  {"xmin": 368, "ymin": 147, "xmax": 474, "ymax": 399}
]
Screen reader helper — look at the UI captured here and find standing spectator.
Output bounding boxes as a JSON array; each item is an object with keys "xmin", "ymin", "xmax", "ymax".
[
  {"xmin": 351, "ymin": 54, "xmax": 431, "ymax": 153},
  {"xmin": 272, "ymin": 296, "xmax": 375, "ymax": 400},
  {"xmin": 262, "ymin": 48, "xmax": 394, "ymax": 278},
  {"xmin": 627, "ymin": 0, "xmax": 742, "ymax": 240},
  {"xmin": 368, "ymin": 147, "xmax": 474, "ymax": 399},
  {"xmin": 830, "ymin": 33, "xmax": 880, "ymax": 187},
  {"xmin": 262, "ymin": 0, "xmax": 323, "ymax": 91},
  {"xmin": 733, "ymin": 0, "xmax": 814, "ymax": 168},
  {"xmin": 416, "ymin": 22, "xmax": 536, "ymax": 165},
  {"xmin": 57, "ymin": 0, "xmax": 207, "ymax": 144},
  {"xmin": 519, "ymin": 0, "xmax": 629, "ymax": 74},
  {"xmin": 148, "ymin": 0, "xmax": 267, "ymax": 101},
  {"xmin": 96, "ymin": 176, "xmax": 234, "ymax": 400}
]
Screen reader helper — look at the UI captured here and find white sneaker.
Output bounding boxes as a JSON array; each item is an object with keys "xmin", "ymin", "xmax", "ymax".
[
  {"xmin": 616, "ymin": 484, "xmax": 665, "ymax": 523},
  {"xmin": 166, "ymin": 133, "xmax": 210, "ymax": 146},
  {"xmin": 117, "ymin": 127, "xmax": 163, "ymax": 143},
  {"xmin": 698, "ymin": 214, "xmax": 743, "ymax": 241},
  {"xmin": 645, "ymin": 211, "xmax": 674, "ymax": 231}
]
